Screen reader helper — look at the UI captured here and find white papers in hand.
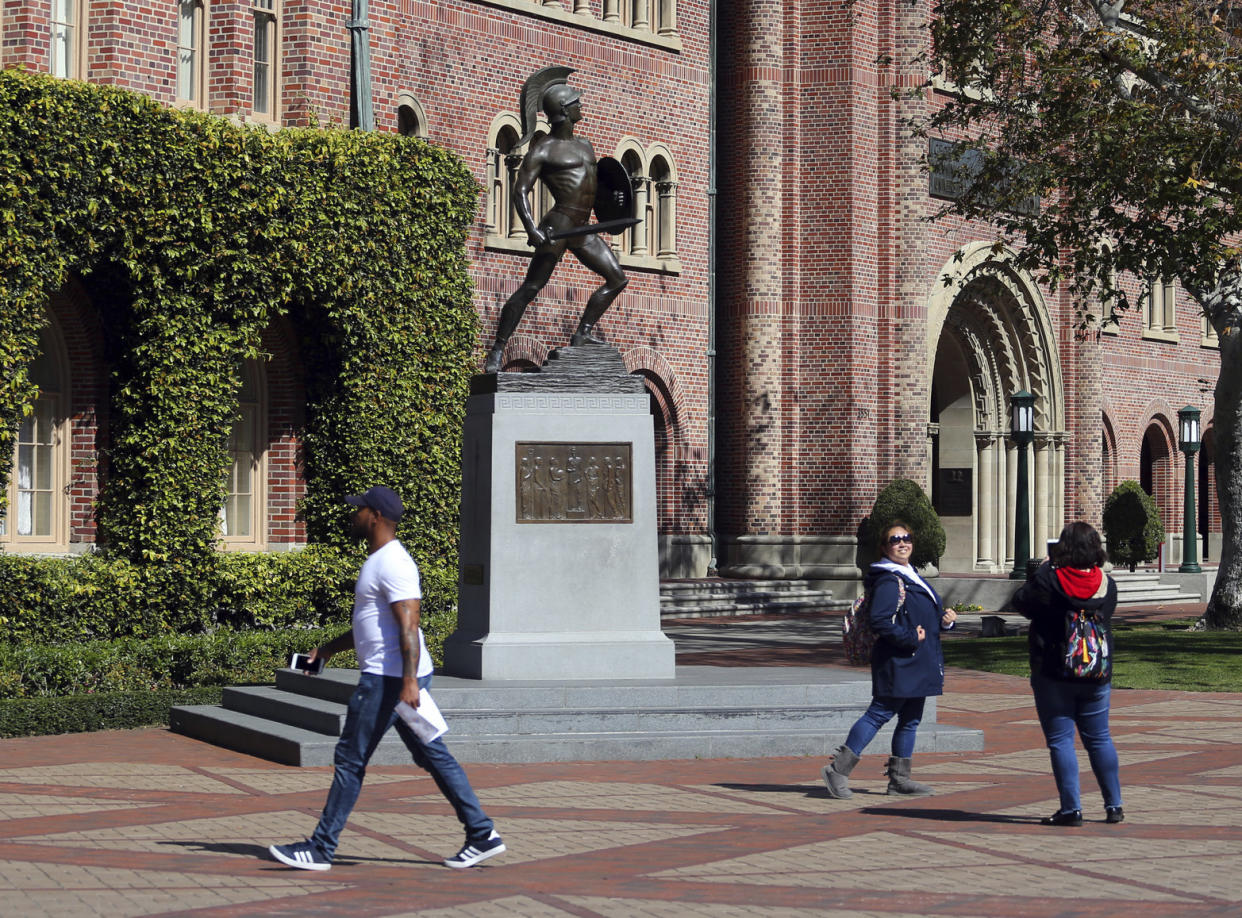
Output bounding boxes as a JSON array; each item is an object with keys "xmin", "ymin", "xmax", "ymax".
[{"xmin": 395, "ymin": 691, "xmax": 449, "ymax": 743}]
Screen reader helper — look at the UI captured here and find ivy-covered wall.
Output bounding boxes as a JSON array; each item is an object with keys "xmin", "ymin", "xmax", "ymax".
[{"xmin": 0, "ymin": 70, "xmax": 478, "ymax": 634}]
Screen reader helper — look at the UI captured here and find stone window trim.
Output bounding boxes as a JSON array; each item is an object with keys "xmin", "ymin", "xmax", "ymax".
[
  {"xmin": 396, "ymin": 91, "xmax": 428, "ymax": 138},
  {"xmin": 50, "ymin": 0, "xmax": 89, "ymax": 80},
  {"xmin": 219, "ymin": 358, "xmax": 267, "ymax": 549},
  {"xmin": 1141, "ymin": 277, "xmax": 1179, "ymax": 343},
  {"xmin": 473, "ymin": 0, "xmax": 681, "ymax": 52},
  {"xmin": 251, "ymin": 0, "xmax": 281, "ymax": 122},
  {"xmin": 2, "ymin": 317, "xmax": 71, "ymax": 552},
  {"xmin": 176, "ymin": 0, "xmax": 210, "ymax": 111},
  {"xmin": 1201, "ymin": 313, "xmax": 1220, "ymax": 350}
]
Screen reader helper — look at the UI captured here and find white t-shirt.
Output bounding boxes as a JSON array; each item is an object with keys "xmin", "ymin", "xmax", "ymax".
[{"xmin": 352, "ymin": 540, "xmax": 432, "ymax": 678}]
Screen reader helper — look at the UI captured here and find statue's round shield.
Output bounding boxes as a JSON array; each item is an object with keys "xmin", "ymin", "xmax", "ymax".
[{"xmin": 594, "ymin": 157, "xmax": 635, "ymax": 223}]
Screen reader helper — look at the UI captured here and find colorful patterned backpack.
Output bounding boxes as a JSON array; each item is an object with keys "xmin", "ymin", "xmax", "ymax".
[
  {"xmin": 842, "ymin": 577, "xmax": 906, "ymax": 665},
  {"xmin": 1063, "ymin": 607, "xmax": 1111, "ymax": 680}
]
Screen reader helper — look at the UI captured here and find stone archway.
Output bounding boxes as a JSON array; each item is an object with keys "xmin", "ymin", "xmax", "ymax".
[{"xmin": 928, "ymin": 247, "xmax": 1067, "ymax": 573}]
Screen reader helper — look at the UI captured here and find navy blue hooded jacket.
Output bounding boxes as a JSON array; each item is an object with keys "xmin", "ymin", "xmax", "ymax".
[{"xmin": 864, "ymin": 563, "xmax": 952, "ymax": 698}]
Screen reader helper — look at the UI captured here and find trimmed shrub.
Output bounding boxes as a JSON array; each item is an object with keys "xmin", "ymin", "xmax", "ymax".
[
  {"xmin": 0, "ymin": 628, "xmax": 359, "ymax": 700},
  {"xmin": 0, "ymin": 687, "xmax": 225, "ymax": 739},
  {"xmin": 868, "ymin": 478, "xmax": 947, "ymax": 568},
  {"xmin": 1103, "ymin": 480, "xmax": 1165, "ymax": 571}
]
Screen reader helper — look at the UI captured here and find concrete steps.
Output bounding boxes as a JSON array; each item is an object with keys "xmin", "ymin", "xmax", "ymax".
[
  {"xmin": 170, "ymin": 665, "xmax": 983, "ymax": 767},
  {"xmin": 661, "ymin": 579, "xmax": 852, "ymax": 620},
  {"xmin": 1112, "ymin": 572, "xmax": 1201, "ymax": 606}
]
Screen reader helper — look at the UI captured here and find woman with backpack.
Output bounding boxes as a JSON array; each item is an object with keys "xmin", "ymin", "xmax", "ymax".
[
  {"xmin": 823, "ymin": 521, "xmax": 957, "ymax": 799},
  {"xmin": 1012, "ymin": 521, "xmax": 1124, "ymax": 826}
]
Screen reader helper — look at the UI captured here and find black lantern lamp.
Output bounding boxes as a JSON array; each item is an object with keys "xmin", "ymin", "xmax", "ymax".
[
  {"xmin": 1178, "ymin": 405, "xmax": 1202, "ymax": 573},
  {"xmin": 1010, "ymin": 390, "xmax": 1035, "ymax": 579}
]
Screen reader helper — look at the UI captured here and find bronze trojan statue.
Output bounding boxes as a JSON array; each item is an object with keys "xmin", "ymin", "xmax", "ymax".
[{"xmin": 484, "ymin": 66, "xmax": 637, "ymax": 374}]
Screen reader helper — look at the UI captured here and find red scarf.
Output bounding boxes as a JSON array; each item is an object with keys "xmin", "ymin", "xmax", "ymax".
[{"xmin": 1055, "ymin": 565, "xmax": 1102, "ymax": 600}]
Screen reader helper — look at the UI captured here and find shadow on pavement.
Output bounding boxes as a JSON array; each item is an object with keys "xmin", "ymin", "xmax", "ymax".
[
  {"xmin": 860, "ymin": 807, "xmax": 1038, "ymax": 825},
  {"xmin": 714, "ymin": 782, "xmax": 889, "ymax": 799}
]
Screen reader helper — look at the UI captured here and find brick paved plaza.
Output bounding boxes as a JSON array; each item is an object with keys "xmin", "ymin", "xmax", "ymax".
[{"xmin": 3, "ymin": 613, "xmax": 1241, "ymax": 917}]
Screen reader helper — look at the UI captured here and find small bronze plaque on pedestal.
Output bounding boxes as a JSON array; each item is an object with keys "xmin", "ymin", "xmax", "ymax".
[{"xmin": 516, "ymin": 442, "xmax": 632, "ymax": 523}]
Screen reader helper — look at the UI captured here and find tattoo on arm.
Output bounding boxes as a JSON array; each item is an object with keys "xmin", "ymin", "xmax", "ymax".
[{"xmin": 391, "ymin": 599, "xmax": 422, "ymax": 678}]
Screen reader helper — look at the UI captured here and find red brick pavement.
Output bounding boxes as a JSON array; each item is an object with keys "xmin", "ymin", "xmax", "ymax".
[{"xmin": 3, "ymin": 609, "xmax": 1241, "ymax": 917}]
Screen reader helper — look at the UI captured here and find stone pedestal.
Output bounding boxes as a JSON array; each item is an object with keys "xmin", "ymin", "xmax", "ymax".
[{"xmin": 442, "ymin": 342, "xmax": 676, "ymax": 680}]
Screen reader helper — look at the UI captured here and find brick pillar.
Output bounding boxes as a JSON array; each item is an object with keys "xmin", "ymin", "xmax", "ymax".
[
  {"xmin": 884, "ymin": 0, "xmax": 933, "ymax": 490},
  {"xmin": 1069, "ymin": 330, "xmax": 1104, "ymax": 525},
  {"xmin": 716, "ymin": 0, "xmax": 789, "ymax": 577}
]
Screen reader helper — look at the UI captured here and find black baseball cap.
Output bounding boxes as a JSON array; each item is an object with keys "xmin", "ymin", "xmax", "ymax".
[{"xmin": 345, "ymin": 485, "xmax": 404, "ymax": 522}]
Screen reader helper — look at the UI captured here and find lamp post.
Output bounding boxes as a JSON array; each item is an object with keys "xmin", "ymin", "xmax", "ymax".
[
  {"xmin": 1178, "ymin": 405, "xmax": 1202, "ymax": 573},
  {"xmin": 1010, "ymin": 390, "xmax": 1035, "ymax": 579}
]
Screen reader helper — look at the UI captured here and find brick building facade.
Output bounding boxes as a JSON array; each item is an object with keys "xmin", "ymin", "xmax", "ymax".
[{"xmin": 1, "ymin": 0, "xmax": 1222, "ymax": 581}]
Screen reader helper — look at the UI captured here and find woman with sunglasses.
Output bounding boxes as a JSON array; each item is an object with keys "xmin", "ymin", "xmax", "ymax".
[{"xmin": 823, "ymin": 521, "xmax": 957, "ymax": 798}]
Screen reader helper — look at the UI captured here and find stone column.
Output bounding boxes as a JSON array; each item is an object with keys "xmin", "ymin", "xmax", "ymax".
[
  {"xmin": 505, "ymin": 152, "xmax": 524, "ymax": 240},
  {"xmin": 630, "ymin": 174, "xmax": 649, "ymax": 256},
  {"xmin": 1034, "ymin": 433, "xmax": 1051, "ymax": 554},
  {"xmin": 656, "ymin": 180, "xmax": 677, "ymax": 257},
  {"xmin": 1005, "ymin": 438, "xmax": 1018, "ymax": 567},
  {"xmin": 633, "ymin": 0, "xmax": 650, "ymax": 30},
  {"xmin": 975, "ymin": 432, "xmax": 996, "ymax": 569},
  {"xmin": 602, "ymin": 0, "xmax": 619, "ymax": 23}
]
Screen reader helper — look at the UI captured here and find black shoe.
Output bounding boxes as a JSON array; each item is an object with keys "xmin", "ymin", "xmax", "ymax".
[
  {"xmin": 1041, "ymin": 809, "xmax": 1083, "ymax": 826},
  {"xmin": 269, "ymin": 840, "xmax": 332, "ymax": 871},
  {"xmin": 443, "ymin": 830, "xmax": 505, "ymax": 869},
  {"xmin": 1105, "ymin": 806, "xmax": 1125, "ymax": 824}
]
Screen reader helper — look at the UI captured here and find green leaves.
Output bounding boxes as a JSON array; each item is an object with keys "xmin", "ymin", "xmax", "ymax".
[{"xmin": 0, "ymin": 70, "xmax": 477, "ymax": 639}]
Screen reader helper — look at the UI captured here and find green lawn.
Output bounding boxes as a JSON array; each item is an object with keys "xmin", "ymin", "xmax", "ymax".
[{"xmin": 941, "ymin": 619, "xmax": 1242, "ymax": 692}]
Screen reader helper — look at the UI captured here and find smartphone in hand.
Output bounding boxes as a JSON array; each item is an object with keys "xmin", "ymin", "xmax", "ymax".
[{"xmin": 290, "ymin": 652, "xmax": 324, "ymax": 675}]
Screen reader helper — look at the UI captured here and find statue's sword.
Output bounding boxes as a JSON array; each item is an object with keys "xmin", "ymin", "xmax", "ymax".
[{"xmin": 547, "ymin": 217, "xmax": 640, "ymax": 241}]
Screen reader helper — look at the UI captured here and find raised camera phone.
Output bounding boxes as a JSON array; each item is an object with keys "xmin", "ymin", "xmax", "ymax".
[{"xmin": 290, "ymin": 652, "xmax": 324, "ymax": 675}]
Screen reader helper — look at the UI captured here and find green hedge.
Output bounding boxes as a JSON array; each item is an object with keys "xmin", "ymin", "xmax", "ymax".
[
  {"xmin": 0, "ymin": 687, "xmax": 225, "ymax": 739},
  {"xmin": 0, "ymin": 69, "xmax": 477, "ymax": 628}
]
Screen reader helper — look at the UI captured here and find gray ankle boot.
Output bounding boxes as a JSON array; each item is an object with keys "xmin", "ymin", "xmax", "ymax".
[
  {"xmin": 885, "ymin": 756, "xmax": 933, "ymax": 796},
  {"xmin": 822, "ymin": 745, "xmax": 860, "ymax": 799}
]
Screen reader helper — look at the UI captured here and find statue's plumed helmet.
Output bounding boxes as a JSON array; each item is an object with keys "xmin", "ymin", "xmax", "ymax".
[{"xmin": 542, "ymin": 83, "xmax": 581, "ymax": 124}]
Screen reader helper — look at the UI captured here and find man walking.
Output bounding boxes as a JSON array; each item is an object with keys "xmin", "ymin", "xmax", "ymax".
[{"xmin": 268, "ymin": 485, "xmax": 505, "ymax": 871}]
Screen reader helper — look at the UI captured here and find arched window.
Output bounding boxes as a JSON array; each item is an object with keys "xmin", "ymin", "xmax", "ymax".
[
  {"xmin": 252, "ymin": 0, "xmax": 280, "ymax": 119},
  {"xmin": 488, "ymin": 123, "xmax": 521, "ymax": 240},
  {"xmin": 220, "ymin": 360, "xmax": 265, "ymax": 546},
  {"xmin": 3, "ymin": 323, "xmax": 68, "ymax": 548},
  {"xmin": 396, "ymin": 92, "xmax": 428, "ymax": 138},
  {"xmin": 177, "ymin": 0, "xmax": 208, "ymax": 109},
  {"xmin": 619, "ymin": 148, "xmax": 646, "ymax": 256},
  {"xmin": 649, "ymin": 154, "xmax": 677, "ymax": 258},
  {"xmin": 486, "ymin": 115, "xmax": 551, "ymax": 249}
]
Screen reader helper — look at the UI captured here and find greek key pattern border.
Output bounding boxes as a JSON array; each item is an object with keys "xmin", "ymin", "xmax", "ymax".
[{"xmin": 494, "ymin": 393, "xmax": 648, "ymax": 413}]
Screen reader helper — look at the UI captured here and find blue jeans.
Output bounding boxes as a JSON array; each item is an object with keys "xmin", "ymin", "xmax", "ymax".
[
  {"xmin": 1031, "ymin": 673, "xmax": 1123, "ymax": 813},
  {"xmin": 843, "ymin": 695, "xmax": 926, "ymax": 759},
  {"xmin": 309, "ymin": 673, "xmax": 493, "ymax": 860}
]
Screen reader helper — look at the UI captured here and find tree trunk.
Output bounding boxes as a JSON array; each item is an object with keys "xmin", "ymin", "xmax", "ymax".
[{"xmin": 1204, "ymin": 322, "xmax": 1242, "ymax": 629}]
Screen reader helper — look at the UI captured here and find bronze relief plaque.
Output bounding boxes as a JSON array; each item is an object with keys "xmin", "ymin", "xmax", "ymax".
[{"xmin": 516, "ymin": 442, "xmax": 632, "ymax": 523}]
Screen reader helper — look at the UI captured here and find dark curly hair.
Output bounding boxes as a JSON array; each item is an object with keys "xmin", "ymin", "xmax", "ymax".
[{"xmin": 1049, "ymin": 521, "xmax": 1108, "ymax": 569}]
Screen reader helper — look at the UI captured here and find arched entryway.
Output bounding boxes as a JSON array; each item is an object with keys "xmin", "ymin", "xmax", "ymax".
[{"xmin": 928, "ymin": 246, "xmax": 1067, "ymax": 573}]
